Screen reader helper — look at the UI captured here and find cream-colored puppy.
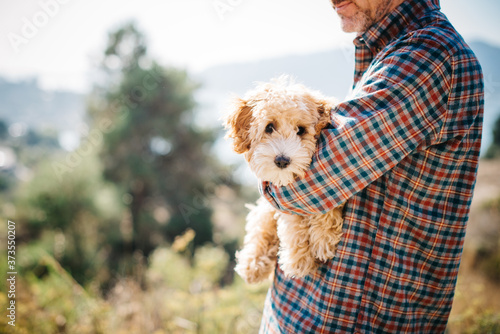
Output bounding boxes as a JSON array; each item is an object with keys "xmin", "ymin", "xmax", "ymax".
[{"xmin": 224, "ymin": 77, "xmax": 344, "ymax": 283}]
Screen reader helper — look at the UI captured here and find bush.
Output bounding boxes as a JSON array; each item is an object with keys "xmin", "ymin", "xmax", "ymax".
[
  {"xmin": 0, "ymin": 240, "xmax": 268, "ymax": 334},
  {"xmin": 466, "ymin": 313, "xmax": 500, "ymax": 334}
]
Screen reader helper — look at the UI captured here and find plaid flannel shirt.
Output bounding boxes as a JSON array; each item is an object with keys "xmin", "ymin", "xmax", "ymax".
[{"xmin": 259, "ymin": 0, "xmax": 484, "ymax": 333}]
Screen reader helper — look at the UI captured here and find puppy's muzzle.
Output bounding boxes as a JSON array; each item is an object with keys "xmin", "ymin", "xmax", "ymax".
[{"xmin": 274, "ymin": 155, "xmax": 291, "ymax": 169}]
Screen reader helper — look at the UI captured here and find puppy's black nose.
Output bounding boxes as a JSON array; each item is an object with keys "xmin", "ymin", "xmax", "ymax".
[{"xmin": 274, "ymin": 155, "xmax": 291, "ymax": 169}]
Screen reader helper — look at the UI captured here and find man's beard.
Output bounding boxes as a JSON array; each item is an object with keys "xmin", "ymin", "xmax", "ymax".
[
  {"xmin": 336, "ymin": 0, "xmax": 394, "ymax": 33},
  {"xmin": 339, "ymin": 7, "xmax": 372, "ymax": 33}
]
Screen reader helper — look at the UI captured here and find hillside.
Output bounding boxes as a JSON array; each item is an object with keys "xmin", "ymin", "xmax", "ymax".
[
  {"xmin": 448, "ymin": 159, "xmax": 500, "ymax": 333},
  {"xmin": 0, "ymin": 78, "xmax": 84, "ymax": 133}
]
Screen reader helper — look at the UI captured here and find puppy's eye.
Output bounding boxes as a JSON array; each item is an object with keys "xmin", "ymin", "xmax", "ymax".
[
  {"xmin": 297, "ymin": 126, "xmax": 306, "ymax": 136},
  {"xmin": 265, "ymin": 123, "xmax": 275, "ymax": 134}
]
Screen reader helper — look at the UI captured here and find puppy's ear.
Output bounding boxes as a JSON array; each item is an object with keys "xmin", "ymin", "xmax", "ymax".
[
  {"xmin": 314, "ymin": 99, "xmax": 335, "ymax": 136},
  {"xmin": 223, "ymin": 97, "xmax": 254, "ymax": 154}
]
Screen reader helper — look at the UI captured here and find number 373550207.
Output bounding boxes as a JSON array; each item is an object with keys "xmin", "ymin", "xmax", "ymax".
[{"xmin": 7, "ymin": 220, "xmax": 16, "ymax": 268}]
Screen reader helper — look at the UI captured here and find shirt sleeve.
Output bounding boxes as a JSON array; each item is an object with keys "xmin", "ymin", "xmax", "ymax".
[{"xmin": 260, "ymin": 37, "xmax": 453, "ymax": 215}]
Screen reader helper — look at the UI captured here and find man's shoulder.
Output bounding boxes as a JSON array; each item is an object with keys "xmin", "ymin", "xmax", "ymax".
[
  {"xmin": 389, "ymin": 12, "xmax": 479, "ymax": 64},
  {"xmin": 410, "ymin": 12, "xmax": 475, "ymax": 57}
]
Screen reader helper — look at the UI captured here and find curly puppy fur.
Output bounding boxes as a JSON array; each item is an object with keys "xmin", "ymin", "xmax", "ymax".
[{"xmin": 223, "ymin": 77, "xmax": 344, "ymax": 283}]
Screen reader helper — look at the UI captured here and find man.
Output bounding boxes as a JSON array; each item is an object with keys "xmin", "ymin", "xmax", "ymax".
[{"xmin": 259, "ymin": 0, "xmax": 484, "ymax": 333}]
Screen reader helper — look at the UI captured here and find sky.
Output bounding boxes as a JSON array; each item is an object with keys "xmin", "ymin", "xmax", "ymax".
[{"xmin": 0, "ymin": 0, "xmax": 499, "ymax": 93}]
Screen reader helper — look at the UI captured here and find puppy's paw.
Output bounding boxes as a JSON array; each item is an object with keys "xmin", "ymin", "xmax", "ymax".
[
  {"xmin": 235, "ymin": 250, "xmax": 275, "ymax": 284},
  {"xmin": 278, "ymin": 247, "xmax": 318, "ymax": 278},
  {"xmin": 308, "ymin": 208, "xmax": 343, "ymax": 263},
  {"xmin": 310, "ymin": 239, "xmax": 339, "ymax": 263}
]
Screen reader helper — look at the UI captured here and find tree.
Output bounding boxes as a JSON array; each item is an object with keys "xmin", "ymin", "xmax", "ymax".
[
  {"xmin": 0, "ymin": 119, "xmax": 7, "ymax": 140},
  {"xmin": 485, "ymin": 114, "xmax": 500, "ymax": 159},
  {"xmin": 14, "ymin": 155, "xmax": 110, "ymax": 285},
  {"xmin": 88, "ymin": 23, "xmax": 222, "ymax": 257}
]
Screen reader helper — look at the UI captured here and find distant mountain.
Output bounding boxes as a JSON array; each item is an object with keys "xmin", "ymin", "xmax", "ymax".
[
  {"xmin": 0, "ymin": 78, "xmax": 85, "ymax": 132},
  {"xmin": 469, "ymin": 41, "xmax": 500, "ymax": 152},
  {"xmin": 193, "ymin": 47, "xmax": 356, "ymax": 131},
  {"xmin": 196, "ymin": 47, "xmax": 355, "ymax": 99},
  {"xmin": 197, "ymin": 40, "xmax": 500, "ymax": 100},
  {"xmin": 469, "ymin": 41, "xmax": 500, "ymax": 80}
]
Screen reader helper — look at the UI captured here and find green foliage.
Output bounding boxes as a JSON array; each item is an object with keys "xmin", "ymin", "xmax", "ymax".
[
  {"xmin": 5, "ymin": 22, "xmax": 239, "ymax": 294},
  {"xmin": 146, "ymin": 247, "xmax": 192, "ymax": 291},
  {"xmin": 146, "ymin": 232, "xmax": 229, "ymax": 292},
  {"xmin": 193, "ymin": 245, "xmax": 229, "ymax": 287},
  {"xmin": 19, "ymin": 157, "xmax": 98, "ymax": 230},
  {"xmin": 88, "ymin": 22, "xmax": 225, "ymax": 257},
  {"xmin": 13, "ymin": 154, "xmax": 119, "ymax": 286},
  {"xmin": 0, "ymin": 171, "xmax": 13, "ymax": 192},
  {"xmin": 4, "ymin": 124, "xmax": 60, "ymax": 173},
  {"xmin": 485, "ymin": 115, "xmax": 500, "ymax": 159},
  {"xmin": 466, "ymin": 313, "xmax": 500, "ymax": 334},
  {"xmin": 476, "ymin": 197, "xmax": 500, "ymax": 282},
  {"xmin": 0, "ymin": 249, "xmax": 107, "ymax": 334},
  {"xmin": 0, "ymin": 119, "xmax": 7, "ymax": 139},
  {"xmin": 0, "ymin": 244, "xmax": 267, "ymax": 334},
  {"xmin": 476, "ymin": 245, "xmax": 500, "ymax": 282}
]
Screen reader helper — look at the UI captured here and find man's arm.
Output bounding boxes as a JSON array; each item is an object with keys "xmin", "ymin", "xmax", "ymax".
[{"xmin": 260, "ymin": 37, "xmax": 453, "ymax": 215}]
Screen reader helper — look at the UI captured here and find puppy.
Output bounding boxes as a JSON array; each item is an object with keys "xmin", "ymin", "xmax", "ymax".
[{"xmin": 223, "ymin": 77, "xmax": 344, "ymax": 283}]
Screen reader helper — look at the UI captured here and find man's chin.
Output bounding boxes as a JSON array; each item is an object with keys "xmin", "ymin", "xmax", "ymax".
[
  {"xmin": 340, "ymin": 23, "xmax": 358, "ymax": 33},
  {"xmin": 340, "ymin": 23, "xmax": 357, "ymax": 33},
  {"xmin": 339, "ymin": 16, "xmax": 369, "ymax": 33}
]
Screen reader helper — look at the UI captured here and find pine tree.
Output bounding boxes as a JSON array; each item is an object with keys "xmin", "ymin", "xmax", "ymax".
[{"xmin": 88, "ymin": 23, "xmax": 221, "ymax": 256}]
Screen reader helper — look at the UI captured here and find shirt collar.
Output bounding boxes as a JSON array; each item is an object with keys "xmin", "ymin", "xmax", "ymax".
[{"xmin": 354, "ymin": 0, "xmax": 441, "ymax": 54}]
